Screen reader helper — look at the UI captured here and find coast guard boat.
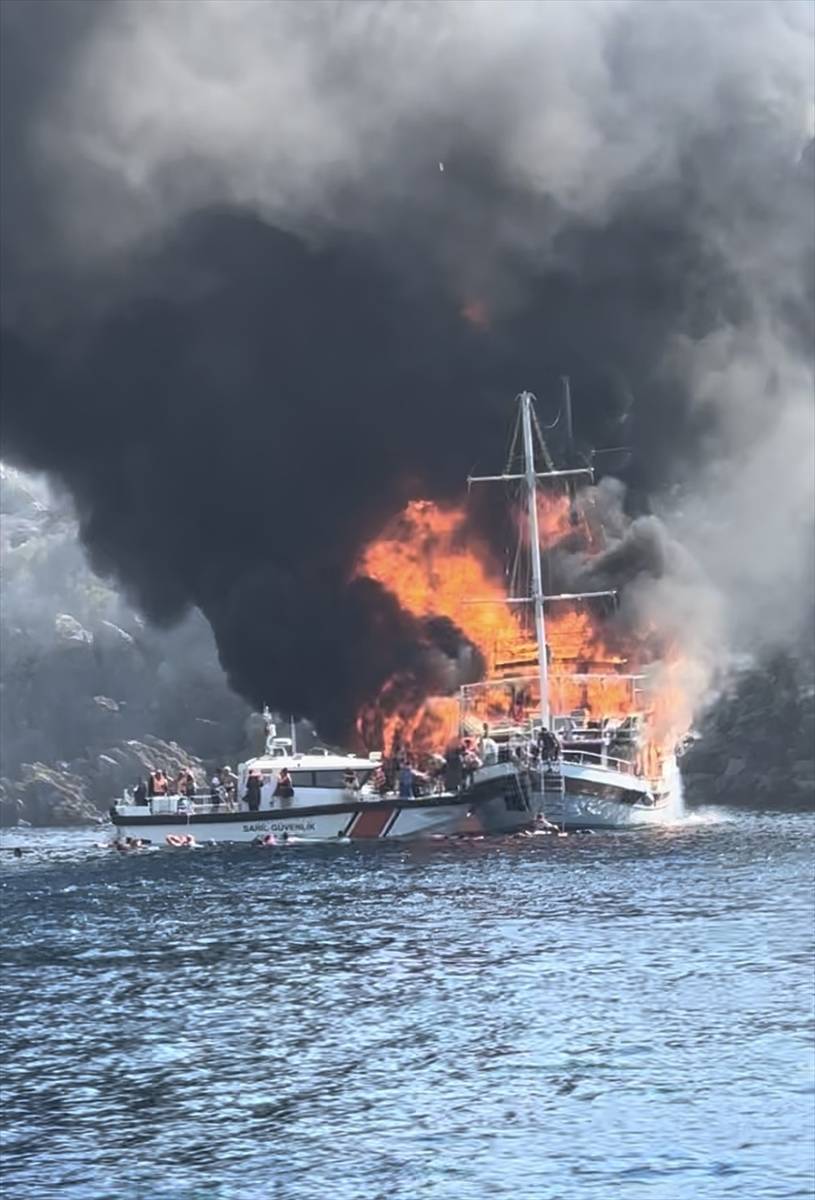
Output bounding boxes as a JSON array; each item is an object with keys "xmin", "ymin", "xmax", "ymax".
[{"xmin": 109, "ymin": 733, "xmax": 541, "ymax": 844}]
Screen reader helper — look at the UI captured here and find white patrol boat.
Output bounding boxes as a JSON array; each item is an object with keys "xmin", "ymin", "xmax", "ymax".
[{"xmin": 109, "ymin": 735, "xmax": 541, "ymax": 845}]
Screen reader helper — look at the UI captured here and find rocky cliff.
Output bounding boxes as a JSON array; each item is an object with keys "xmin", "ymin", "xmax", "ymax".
[
  {"xmin": 0, "ymin": 466, "xmax": 257, "ymax": 825},
  {"xmin": 681, "ymin": 649, "xmax": 815, "ymax": 810}
]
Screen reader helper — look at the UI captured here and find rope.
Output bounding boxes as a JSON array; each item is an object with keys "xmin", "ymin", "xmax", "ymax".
[
  {"xmin": 530, "ymin": 406, "xmax": 556, "ymax": 472},
  {"xmin": 503, "ymin": 406, "xmax": 521, "ymax": 475}
]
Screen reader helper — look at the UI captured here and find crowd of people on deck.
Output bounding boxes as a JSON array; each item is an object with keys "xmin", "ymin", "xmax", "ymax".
[
  {"xmin": 129, "ymin": 765, "xmax": 241, "ymax": 810},
  {"xmin": 125, "ymin": 724, "xmax": 566, "ymax": 813},
  {"xmin": 128, "ymin": 762, "xmax": 300, "ymax": 813},
  {"xmin": 375, "ymin": 722, "xmax": 563, "ymax": 800}
]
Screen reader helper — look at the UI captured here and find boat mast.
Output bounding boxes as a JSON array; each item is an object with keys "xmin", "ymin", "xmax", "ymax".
[
  {"xmin": 467, "ymin": 385, "xmax": 604, "ymax": 731},
  {"xmin": 519, "ymin": 392, "xmax": 550, "ymax": 727}
]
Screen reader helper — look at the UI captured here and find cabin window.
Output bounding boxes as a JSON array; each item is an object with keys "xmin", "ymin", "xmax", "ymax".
[
  {"xmin": 290, "ymin": 772, "xmax": 315, "ymax": 788},
  {"xmin": 313, "ymin": 769, "xmax": 372, "ymax": 788}
]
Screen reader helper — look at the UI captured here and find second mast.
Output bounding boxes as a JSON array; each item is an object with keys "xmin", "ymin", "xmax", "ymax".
[{"xmin": 519, "ymin": 392, "xmax": 550, "ymax": 727}]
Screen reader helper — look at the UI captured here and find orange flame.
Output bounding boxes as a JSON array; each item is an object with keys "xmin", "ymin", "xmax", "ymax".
[
  {"xmin": 355, "ymin": 495, "xmax": 691, "ymax": 766},
  {"xmin": 357, "ymin": 500, "xmax": 519, "ymax": 672}
]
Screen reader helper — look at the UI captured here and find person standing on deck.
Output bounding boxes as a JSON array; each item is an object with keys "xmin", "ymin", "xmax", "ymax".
[
  {"xmin": 479, "ymin": 727, "xmax": 498, "ymax": 766},
  {"xmin": 210, "ymin": 774, "xmax": 225, "ymax": 809},
  {"xmin": 398, "ymin": 760, "xmax": 414, "ymax": 799},
  {"xmin": 444, "ymin": 745, "xmax": 463, "ymax": 793},
  {"xmin": 273, "ymin": 767, "xmax": 295, "ymax": 802},
  {"xmin": 428, "ymin": 753, "xmax": 446, "ymax": 793},
  {"xmin": 370, "ymin": 765, "xmax": 388, "ymax": 796},
  {"xmin": 245, "ymin": 769, "xmax": 263, "ymax": 812},
  {"xmin": 220, "ymin": 766, "xmax": 238, "ymax": 807},
  {"xmin": 462, "ymin": 745, "xmax": 482, "ymax": 790},
  {"xmin": 538, "ymin": 727, "xmax": 561, "ymax": 767}
]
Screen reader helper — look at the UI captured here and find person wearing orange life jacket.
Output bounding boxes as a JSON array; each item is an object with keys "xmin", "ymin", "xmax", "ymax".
[
  {"xmin": 273, "ymin": 767, "xmax": 294, "ymax": 802},
  {"xmin": 462, "ymin": 745, "xmax": 482, "ymax": 790}
]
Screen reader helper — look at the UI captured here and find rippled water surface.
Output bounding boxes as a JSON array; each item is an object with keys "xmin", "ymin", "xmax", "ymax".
[{"xmin": 1, "ymin": 811, "xmax": 813, "ymax": 1200}]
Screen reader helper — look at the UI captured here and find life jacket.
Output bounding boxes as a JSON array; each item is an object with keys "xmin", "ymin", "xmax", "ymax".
[{"xmin": 274, "ymin": 771, "xmax": 294, "ymax": 798}]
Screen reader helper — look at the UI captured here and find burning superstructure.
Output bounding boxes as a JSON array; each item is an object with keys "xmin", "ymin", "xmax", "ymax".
[{"xmin": 354, "ymin": 389, "xmax": 694, "ymax": 809}]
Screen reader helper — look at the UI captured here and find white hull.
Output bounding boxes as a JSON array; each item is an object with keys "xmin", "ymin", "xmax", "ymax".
[
  {"xmin": 537, "ymin": 756, "xmax": 683, "ymax": 830},
  {"xmin": 115, "ymin": 805, "xmax": 464, "ymax": 844}
]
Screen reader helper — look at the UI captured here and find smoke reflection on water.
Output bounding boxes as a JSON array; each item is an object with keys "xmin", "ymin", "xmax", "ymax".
[{"xmin": 0, "ymin": 811, "xmax": 812, "ymax": 1200}]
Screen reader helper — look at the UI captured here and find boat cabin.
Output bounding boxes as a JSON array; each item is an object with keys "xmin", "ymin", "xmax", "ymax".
[{"xmin": 237, "ymin": 752, "xmax": 382, "ymax": 806}]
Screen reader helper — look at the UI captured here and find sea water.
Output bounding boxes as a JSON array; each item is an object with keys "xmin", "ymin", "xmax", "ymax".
[{"xmin": 1, "ymin": 810, "xmax": 812, "ymax": 1200}]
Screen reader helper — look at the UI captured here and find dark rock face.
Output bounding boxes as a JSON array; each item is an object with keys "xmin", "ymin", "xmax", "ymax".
[
  {"xmin": 0, "ymin": 763, "xmax": 96, "ymax": 827},
  {"xmin": 0, "ymin": 466, "xmax": 255, "ymax": 826},
  {"xmin": 0, "ymin": 737, "xmax": 211, "ymax": 827},
  {"xmin": 681, "ymin": 650, "xmax": 815, "ymax": 811}
]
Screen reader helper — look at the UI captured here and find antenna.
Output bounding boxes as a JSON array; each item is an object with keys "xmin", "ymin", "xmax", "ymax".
[{"xmin": 561, "ymin": 376, "xmax": 574, "ymax": 460}]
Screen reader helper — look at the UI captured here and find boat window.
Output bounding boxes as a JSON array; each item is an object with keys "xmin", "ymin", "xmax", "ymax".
[
  {"xmin": 313, "ymin": 769, "xmax": 372, "ymax": 788},
  {"xmin": 290, "ymin": 771, "xmax": 315, "ymax": 788}
]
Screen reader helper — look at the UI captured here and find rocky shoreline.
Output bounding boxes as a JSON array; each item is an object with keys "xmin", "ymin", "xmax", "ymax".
[
  {"xmin": 0, "ymin": 737, "xmax": 211, "ymax": 828},
  {"xmin": 680, "ymin": 649, "xmax": 815, "ymax": 813}
]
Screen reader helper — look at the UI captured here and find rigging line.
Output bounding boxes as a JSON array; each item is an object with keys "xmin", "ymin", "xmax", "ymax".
[
  {"xmin": 530, "ymin": 405, "xmax": 556, "ymax": 472},
  {"xmin": 509, "ymin": 541, "xmax": 523, "ymax": 605},
  {"xmin": 503, "ymin": 406, "xmax": 522, "ymax": 475}
]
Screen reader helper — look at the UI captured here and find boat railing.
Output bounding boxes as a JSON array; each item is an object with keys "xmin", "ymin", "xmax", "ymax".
[
  {"xmin": 119, "ymin": 794, "xmax": 247, "ymax": 816},
  {"xmin": 117, "ymin": 783, "xmax": 445, "ymax": 815}
]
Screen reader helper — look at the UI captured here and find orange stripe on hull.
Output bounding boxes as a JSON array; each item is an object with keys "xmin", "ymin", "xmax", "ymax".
[{"xmin": 349, "ymin": 807, "xmax": 396, "ymax": 838}]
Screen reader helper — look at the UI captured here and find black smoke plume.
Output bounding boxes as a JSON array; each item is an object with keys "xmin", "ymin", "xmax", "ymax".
[{"xmin": 1, "ymin": 0, "xmax": 812, "ymax": 743}]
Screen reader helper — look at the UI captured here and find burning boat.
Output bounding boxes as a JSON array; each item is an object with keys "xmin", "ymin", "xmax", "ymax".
[
  {"xmin": 359, "ymin": 383, "xmax": 685, "ymax": 830},
  {"xmin": 460, "ymin": 386, "xmax": 683, "ymax": 828}
]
